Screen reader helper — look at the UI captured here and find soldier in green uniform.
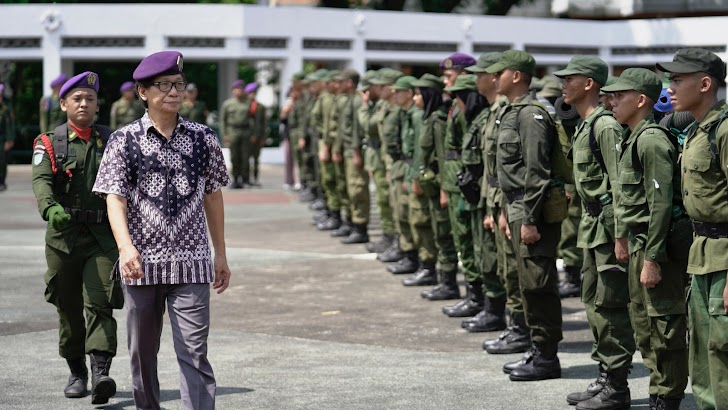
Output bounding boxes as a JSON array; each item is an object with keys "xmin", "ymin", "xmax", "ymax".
[
  {"xmin": 288, "ymin": 73, "xmax": 315, "ymax": 201},
  {"xmin": 329, "ymin": 72, "xmax": 354, "ymax": 237},
  {"xmin": 221, "ymin": 80, "xmax": 253, "ymax": 188},
  {"xmin": 179, "ymin": 82, "xmax": 209, "ymax": 124},
  {"xmin": 109, "ymin": 81, "xmax": 145, "ymax": 130},
  {"xmin": 409, "ymin": 74, "xmax": 460, "ymax": 298},
  {"xmin": 316, "ymin": 71, "xmax": 344, "ymax": 231},
  {"xmin": 602, "ymin": 68, "xmax": 688, "ymax": 409},
  {"xmin": 487, "ymin": 50, "xmax": 564, "ymax": 381},
  {"xmin": 657, "ymin": 48, "xmax": 728, "ymax": 410},
  {"xmin": 31, "ymin": 71, "xmax": 121, "ymax": 404},
  {"xmin": 245, "ymin": 82, "xmax": 267, "ymax": 186},
  {"xmin": 40, "ymin": 73, "xmax": 68, "ymax": 133},
  {"xmin": 0, "ymin": 83, "xmax": 15, "ymax": 191},
  {"xmin": 306, "ymin": 69, "xmax": 331, "ymax": 221},
  {"xmin": 554, "ymin": 56, "xmax": 636, "ymax": 409},
  {"xmin": 362, "ymin": 69, "xmax": 399, "ymax": 254},
  {"xmin": 301, "ymin": 71, "xmax": 326, "ymax": 206}
]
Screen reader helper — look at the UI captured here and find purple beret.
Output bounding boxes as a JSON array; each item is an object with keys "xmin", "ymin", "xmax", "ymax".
[
  {"xmin": 59, "ymin": 71, "xmax": 100, "ymax": 99},
  {"xmin": 120, "ymin": 81, "xmax": 135, "ymax": 93},
  {"xmin": 50, "ymin": 73, "xmax": 68, "ymax": 88},
  {"xmin": 133, "ymin": 51, "xmax": 183, "ymax": 81},
  {"xmin": 244, "ymin": 82, "xmax": 258, "ymax": 93},
  {"xmin": 0, "ymin": 84, "xmax": 4, "ymax": 94},
  {"xmin": 231, "ymin": 79, "xmax": 245, "ymax": 90},
  {"xmin": 439, "ymin": 53, "xmax": 477, "ymax": 70}
]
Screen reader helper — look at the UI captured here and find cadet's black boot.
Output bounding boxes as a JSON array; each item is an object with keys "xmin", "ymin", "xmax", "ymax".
[
  {"xmin": 465, "ymin": 296, "xmax": 507, "ymax": 333},
  {"xmin": 231, "ymin": 176, "xmax": 243, "ymax": 189},
  {"xmin": 442, "ymin": 279, "xmax": 484, "ymax": 317},
  {"xmin": 331, "ymin": 218, "xmax": 352, "ymax": 237},
  {"xmin": 421, "ymin": 270, "xmax": 461, "ymax": 300},
  {"xmin": 341, "ymin": 224, "xmax": 369, "ymax": 244},
  {"xmin": 575, "ymin": 367, "xmax": 630, "ymax": 410},
  {"xmin": 559, "ymin": 266, "xmax": 581, "ymax": 298},
  {"xmin": 387, "ymin": 251, "xmax": 418, "ymax": 274},
  {"xmin": 655, "ymin": 397, "xmax": 682, "ymax": 410},
  {"xmin": 566, "ymin": 365, "xmax": 607, "ymax": 405},
  {"xmin": 402, "ymin": 262, "xmax": 437, "ymax": 286},
  {"xmin": 502, "ymin": 346, "xmax": 535, "ymax": 374},
  {"xmin": 64, "ymin": 358, "xmax": 88, "ymax": 398},
  {"xmin": 366, "ymin": 234, "xmax": 394, "ymax": 253},
  {"xmin": 318, "ymin": 211, "xmax": 342, "ymax": 231},
  {"xmin": 484, "ymin": 317, "xmax": 531, "ymax": 354},
  {"xmin": 377, "ymin": 240, "xmax": 404, "ymax": 263},
  {"xmin": 508, "ymin": 344, "xmax": 561, "ymax": 381},
  {"xmin": 648, "ymin": 395, "xmax": 658, "ymax": 410},
  {"xmin": 89, "ymin": 352, "xmax": 116, "ymax": 405},
  {"xmin": 299, "ymin": 187, "xmax": 316, "ymax": 203},
  {"xmin": 309, "ymin": 198, "xmax": 327, "ymax": 211},
  {"xmin": 312, "ymin": 209, "xmax": 330, "ymax": 225}
]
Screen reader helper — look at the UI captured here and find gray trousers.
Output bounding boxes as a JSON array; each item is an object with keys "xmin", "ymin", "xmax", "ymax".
[{"xmin": 124, "ymin": 283, "xmax": 216, "ymax": 410}]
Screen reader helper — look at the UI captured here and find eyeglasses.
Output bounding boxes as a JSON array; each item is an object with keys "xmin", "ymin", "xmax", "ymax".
[{"xmin": 152, "ymin": 81, "xmax": 188, "ymax": 92}]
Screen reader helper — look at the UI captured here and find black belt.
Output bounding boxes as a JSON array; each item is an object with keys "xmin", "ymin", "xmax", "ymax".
[
  {"xmin": 445, "ymin": 150, "xmax": 461, "ymax": 160},
  {"xmin": 503, "ymin": 189, "xmax": 524, "ymax": 203},
  {"xmin": 692, "ymin": 220, "xmax": 728, "ymax": 239},
  {"xmin": 64, "ymin": 208, "xmax": 108, "ymax": 224},
  {"xmin": 487, "ymin": 175, "xmax": 500, "ymax": 188},
  {"xmin": 583, "ymin": 201, "xmax": 602, "ymax": 217},
  {"xmin": 627, "ymin": 223, "xmax": 648, "ymax": 235}
]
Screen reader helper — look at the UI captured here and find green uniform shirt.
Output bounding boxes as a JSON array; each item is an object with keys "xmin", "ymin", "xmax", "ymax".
[
  {"xmin": 338, "ymin": 93, "xmax": 363, "ymax": 154},
  {"xmin": 0, "ymin": 101, "xmax": 15, "ymax": 143},
  {"xmin": 572, "ymin": 105, "xmax": 626, "ymax": 248},
  {"xmin": 442, "ymin": 102, "xmax": 468, "ymax": 193},
  {"xmin": 330, "ymin": 94, "xmax": 348, "ymax": 153},
  {"xmin": 220, "ymin": 97, "xmax": 252, "ymax": 137},
  {"xmin": 617, "ymin": 115, "xmax": 675, "ymax": 263},
  {"xmin": 460, "ymin": 107, "xmax": 489, "ymax": 210},
  {"xmin": 401, "ymin": 105, "xmax": 423, "ymax": 182},
  {"xmin": 39, "ymin": 94, "xmax": 65, "ymax": 133},
  {"xmin": 482, "ymin": 96, "xmax": 509, "ymax": 211},
  {"xmin": 109, "ymin": 98, "xmax": 145, "ymax": 130},
  {"xmin": 251, "ymin": 101, "xmax": 267, "ymax": 143},
  {"xmin": 31, "ymin": 124, "xmax": 116, "ymax": 254},
  {"xmin": 378, "ymin": 101, "xmax": 402, "ymax": 169},
  {"xmin": 682, "ymin": 100, "xmax": 728, "ymax": 274},
  {"xmin": 311, "ymin": 92, "xmax": 334, "ymax": 141},
  {"xmin": 417, "ymin": 106, "xmax": 448, "ymax": 175},
  {"xmin": 179, "ymin": 100, "xmax": 208, "ymax": 124},
  {"xmin": 288, "ymin": 93, "xmax": 309, "ymax": 145}
]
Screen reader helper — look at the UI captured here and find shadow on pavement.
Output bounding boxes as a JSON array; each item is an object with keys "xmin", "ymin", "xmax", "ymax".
[{"xmin": 97, "ymin": 387, "xmax": 254, "ymax": 409}]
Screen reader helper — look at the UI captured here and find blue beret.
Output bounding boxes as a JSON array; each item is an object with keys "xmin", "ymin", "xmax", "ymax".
[
  {"xmin": 50, "ymin": 73, "xmax": 68, "ymax": 88},
  {"xmin": 120, "ymin": 81, "xmax": 135, "ymax": 93},
  {"xmin": 231, "ymin": 79, "xmax": 245, "ymax": 90},
  {"xmin": 244, "ymin": 82, "xmax": 258, "ymax": 93},
  {"xmin": 133, "ymin": 51, "xmax": 183, "ymax": 81},
  {"xmin": 440, "ymin": 53, "xmax": 477, "ymax": 70},
  {"xmin": 59, "ymin": 71, "xmax": 100, "ymax": 99},
  {"xmin": 653, "ymin": 88, "xmax": 674, "ymax": 113}
]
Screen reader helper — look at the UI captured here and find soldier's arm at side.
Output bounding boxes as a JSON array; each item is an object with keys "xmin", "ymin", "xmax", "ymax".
[
  {"xmin": 519, "ymin": 108, "xmax": 552, "ymax": 225},
  {"xmin": 31, "ymin": 140, "xmax": 57, "ymax": 220},
  {"xmin": 598, "ymin": 118, "xmax": 628, "ymax": 238},
  {"xmin": 641, "ymin": 132, "xmax": 674, "ymax": 263}
]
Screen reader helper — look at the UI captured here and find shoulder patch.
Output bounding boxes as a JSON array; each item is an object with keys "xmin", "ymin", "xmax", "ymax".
[{"xmin": 33, "ymin": 152, "xmax": 44, "ymax": 165}]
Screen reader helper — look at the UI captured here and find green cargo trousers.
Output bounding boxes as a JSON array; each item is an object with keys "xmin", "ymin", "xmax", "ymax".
[
  {"xmin": 366, "ymin": 146, "xmax": 395, "ymax": 236},
  {"xmin": 229, "ymin": 133, "xmax": 252, "ymax": 182},
  {"xmin": 558, "ymin": 198, "xmax": 584, "ymax": 270},
  {"xmin": 689, "ymin": 271, "xmax": 728, "ymax": 410},
  {"xmin": 628, "ymin": 247, "xmax": 688, "ymax": 399},
  {"xmin": 427, "ymin": 193, "xmax": 458, "ymax": 273},
  {"xmin": 472, "ymin": 206, "xmax": 505, "ymax": 299},
  {"xmin": 391, "ymin": 174, "xmax": 414, "ymax": 253},
  {"xmin": 581, "ymin": 243, "xmax": 635, "ymax": 371},
  {"xmin": 344, "ymin": 153, "xmax": 370, "ymax": 225},
  {"xmin": 447, "ymin": 191, "xmax": 476, "ymax": 283},
  {"xmin": 493, "ymin": 206, "xmax": 525, "ymax": 324},
  {"xmin": 43, "ymin": 235, "xmax": 122, "ymax": 359},
  {"xmin": 319, "ymin": 140, "xmax": 339, "ymax": 212},
  {"xmin": 409, "ymin": 191, "xmax": 436, "ymax": 265},
  {"xmin": 509, "ymin": 219, "xmax": 563, "ymax": 346},
  {"xmin": 334, "ymin": 158, "xmax": 350, "ymax": 220}
]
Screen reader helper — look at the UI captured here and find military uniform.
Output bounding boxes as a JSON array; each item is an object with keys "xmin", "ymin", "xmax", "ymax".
[
  {"xmin": 314, "ymin": 73, "xmax": 343, "ymax": 230},
  {"xmin": 220, "ymin": 81, "xmax": 253, "ymax": 187},
  {"xmin": 109, "ymin": 98, "xmax": 145, "ymax": 130},
  {"xmin": 40, "ymin": 74, "xmax": 68, "ymax": 133},
  {"xmin": 0, "ymin": 95, "xmax": 15, "ymax": 190},
  {"xmin": 246, "ymin": 83, "xmax": 267, "ymax": 185},
  {"xmin": 328, "ymin": 85, "xmax": 352, "ymax": 236},
  {"xmin": 179, "ymin": 100, "xmax": 208, "ymax": 124},
  {"xmin": 603, "ymin": 68, "xmax": 688, "ymax": 406}
]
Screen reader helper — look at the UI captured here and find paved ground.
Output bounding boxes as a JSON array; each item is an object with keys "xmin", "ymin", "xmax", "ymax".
[{"xmin": 0, "ymin": 164, "xmax": 696, "ymax": 409}]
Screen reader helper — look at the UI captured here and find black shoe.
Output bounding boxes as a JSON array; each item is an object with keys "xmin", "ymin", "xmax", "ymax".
[
  {"xmin": 421, "ymin": 270, "xmax": 460, "ymax": 300},
  {"xmin": 366, "ymin": 234, "xmax": 395, "ymax": 253},
  {"xmin": 330, "ymin": 222, "xmax": 352, "ymax": 237},
  {"xmin": 575, "ymin": 367, "xmax": 631, "ymax": 410},
  {"xmin": 442, "ymin": 280, "xmax": 484, "ymax": 317},
  {"xmin": 402, "ymin": 264, "xmax": 437, "ymax": 286},
  {"xmin": 503, "ymin": 347, "xmax": 535, "ymax": 374},
  {"xmin": 559, "ymin": 282, "xmax": 581, "ymax": 298},
  {"xmin": 654, "ymin": 397, "xmax": 681, "ymax": 410},
  {"xmin": 387, "ymin": 253, "xmax": 418, "ymax": 274},
  {"xmin": 466, "ymin": 296, "xmax": 506, "ymax": 332},
  {"xmin": 0, "ymin": 183, "xmax": 6, "ymax": 192},
  {"xmin": 63, "ymin": 358, "xmax": 88, "ymax": 398},
  {"xmin": 317, "ymin": 213, "xmax": 342, "ymax": 231},
  {"xmin": 377, "ymin": 243, "xmax": 404, "ymax": 263},
  {"xmin": 299, "ymin": 189, "xmax": 316, "ymax": 203},
  {"xmin": 462, "ymin": 310, "xmax": 485, "ymax": 328},
  {"xmin": 508, "ymin": 346, "xmax": 561, "ymax": 382},
  {"xmin": 309, "ymin": 198, "xmax": 327, "ymax": 211},
  {"xmin": 567, "ymin": 365, "xmax": 607, "ymax": 405},
  {"xmin": 341, "ymin": 225, "xmax": 369, "ymax": 244},
  {"xmin": 89, "ymin": 352, "xmax": 116, "ymax": 405},
  {"xmin": 484, "ymin": 325, "xmax": 531, "ymax": 354},
  {"xmin": 231, "ymin": 181, "xmax": 243, "ymax": 189},
  {"xmin": 649, "ymin": 395, "xmax": 658, "ymax": 410},
  {"xmin": 312, "ymin": 210, "xmax": 330, "ymax": 225}
]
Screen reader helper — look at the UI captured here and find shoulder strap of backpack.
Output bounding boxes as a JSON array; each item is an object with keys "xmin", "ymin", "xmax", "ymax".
[
  {"xmin": 51, "ymin": 123, "xmax": 68, "ymax": 170},
  {"xmin": 706, "ymin": 107, "xmax": 728, "ymax": 168},
  {"xmin": 588, "ymin": 112, "xmax": 611, "ymax": 175}
]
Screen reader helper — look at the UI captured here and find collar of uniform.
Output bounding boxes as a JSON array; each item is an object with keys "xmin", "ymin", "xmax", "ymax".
[
  {"xmin": 624, "ymin": 114, "xmax": 655, "ymax": 146},
  {"xmin": 697, "ymin": 99, "xmax": 727, "ymax": 133},
  {"xmin": 140, "ymin": 111, "xmax": 187, "ymax": 140}
]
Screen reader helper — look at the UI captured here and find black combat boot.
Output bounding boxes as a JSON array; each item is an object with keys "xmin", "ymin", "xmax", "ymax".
[
  {"xmin": 559, "ymin": 266, "xmax": 581, "ymax": 298},
  {"xmin": 317, "ymin": 211, "xmax": 342, "ymax": 231},
  {"xmin": 64, "ymin": 358, "xmax": 88, "ymax": 398},
  {"xmin": 655, "ymin": 397, "xmax": 682, "ymax": 410},
  {"xmin": 502, "ymin": 346, "xmax": 535, "ymax": 374},
  {"xmin": 341, "ymin": 224, "xmax": 369, "ymax": 244},
  {"xmin": 387, "ymin": 251, "xmax": 418, "ymax": 274},
  {"xmin": 366, "ymin": 234, "xmax": 395, "ymax": 253},
  {"xmin": 312, "ymin": 209, "xmax": 330, "ymax": 225},
  {"xmin": 89, "ymin": 352, "xmax": 116, "ymax": 405},
  {"xmin": 377, "ymin": 240, "xmax": 404, "ymax": 263},
  {"xmin": 299, "ymin": 187, "xmax": 316, "ymax": 203},
  {"xmin": 465, "ymin": 295, "xmax": 507, "ymax": 333},
  {"xmin": 508, "ymin": 344, "xmax": 561, "ymax": 382},
  {"xmin": 231, "ymin": 176, "xmax": 243, "ymax": 189},
  {"xmin": 309, "ymin": 197, "xmax": 327, "ymax": 211},
  {"xmin": 330, "ymin": 218, "xmax": 352, "ymax": 237},
  {"xmin": 402, "ymin": 262, "xmax": 437, "ymax": 286},
  {"xmin": 575, "ymin": 366, "xmax": 630, "ymax": 410},
  {"xmin": 484, "ymin": 316, "xmax": 531, "ymax": 354},
  {"xmin": 442, "ymin": 279, "xmax": 484, "ymax": 317},
  {"xmin": 649, "ymin": 395, "xmax": 658, "ymax": 410},
  {"xmin": 566, "ymin": 365, "xmax": 607, "ymax": 405},
  {"xmin": 421, "ymin": 270, "xmax": 461, "ymax": 300}
]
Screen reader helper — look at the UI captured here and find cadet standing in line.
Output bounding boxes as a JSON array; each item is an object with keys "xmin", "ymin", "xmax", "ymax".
[
  {"xmin": 245, "ymin": 82, "xmax": 267, "ymax": 186},
  {"xmin": 409, "ymin": 74, "xmax": 460, "ymax": 299},
  {"xmin": 329, "ymin": 72, "xmax": 354, "ymax": 238},
  {"xmin": 288, "ymin": 72, "xmax": 313, "ymax": 200},
  {"xmin": 0, "ymin": 83, "xmax": 15, "ymax": 191},
  {"xmin": 109, "ymin": 81, "xmax": 145, "ymax": 130},
  {"xmin": 362, "ymin": 69, "xmax": 399, "ymax": 254},
  {"xmin": 32, "ymin": 71, "xmax": 121, "ymax": 404},
  {"xmin": 554, "ymin": 56, "xmax": 636, "ymax": 409},
  {"xmin": 602, "ymin": 68, "xmax": 688, "ymax": 409},
  {"xmin": 221, "ymin": 80, "xmax": 253, "ymax": 188},
  {"xmin": 488, "ymin": 50, "xmax": 564, "ymax": 381},
  {"xmin": 317, "ymin": 70, "xmax": 345, "ymax": 231},
  {"xmin": 302, "ymin": 70, "xmax": 327, "ymax": 206},
  {"xmin": 658, "ymin": 48, "xmax": 727, "ymax": 410},
  {"xmin": 40, "ymin": 73, "xmax": 68, "ymax": 133},
  {"xmin": 179, "ymin": 82, "xmax": 209, "ymax": 124}
]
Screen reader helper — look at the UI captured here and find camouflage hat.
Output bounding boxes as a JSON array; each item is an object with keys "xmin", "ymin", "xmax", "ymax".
[
  {"xmin": 444, "ymin": 74, "xmax": 477, "ymax": 93},
  {"xmin": 465, "ymin": 52, "xmax": 503, "ymax": 73},
  {"xmin": 389, "ymin": 75, "xmax": 418, "ymax": 91},
  {"xmin": 485, "ymin": 50, "xmax": 536, "ymax": 76},
  {"xmin": 600, "ymin": 68, "xmax": 662, "ymax": 102},
  {"xmin": 553, "ymin": 55, "xmax": 609, "ymax": 86},
  {"xmin": 537, "ymin": 75, "xmax": 563, "ymax": 99},
  {"xmin": 369, "ymin": 68, "xmax": 404, "ymax": 85},
  {"xmin": 656, "ymin": 48, "xmax": 726, "ymax": 81},
  {"xmin": 411, "ymin": 73, "xmax": 444, "ymax": 91},
  {"xmin": 322, "ymin": 70, "xmax": 341, "ymax": 82},
  {"xmin": 335, "ymin": 68, "xmax": 360, "ymax": 83},
  {"xmin": 599, "ymin": 76, "xmax": 618, "ymax": 96},
  {"xmin": 358, "ymin": 70, "xmax": 377, "ymax": 91},
  {"xmin": 303, "ymin": 69, "xmax": 329, "ymax": 84}
]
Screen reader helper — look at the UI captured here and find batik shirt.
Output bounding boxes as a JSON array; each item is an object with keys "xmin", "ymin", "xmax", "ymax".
[{"xmin": 93, "ymin": 112, "xmax": 229, "ymax": 285}]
